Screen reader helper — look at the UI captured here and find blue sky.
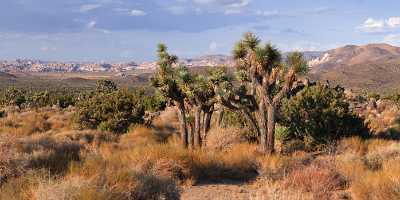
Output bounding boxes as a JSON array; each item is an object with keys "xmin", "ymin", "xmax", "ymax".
[{"xmin": 0, "ymin": 0, "xmax": 400, "ymax": 62}]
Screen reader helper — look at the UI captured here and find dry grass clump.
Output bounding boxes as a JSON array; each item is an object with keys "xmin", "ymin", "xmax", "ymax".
[
  {"xmin": 76, "ymin": 129, "xmax": 258, "ymax": 186},
  {"xmin": 0, "ymin": 169, "xmax": 48, "ymax": 200},
  {"xmin": 127, "ymin": 144, "xmax": 258, "ymax": 183},
  {"xmin": 31, "ymin": 172, "xmax": 180, "ymax": 200},
  {"xmin": 257, "ymin": 151, "xmax": 313, "ymax": 181},
  {"xmin": 205, "ymin": 127, "xmax": 247, "ymax": 151},
  {"xmin": 334, "ymin": 138, "xmax": 400, "ymax": 200},
  {"xmin": 152, "ymin": 107, "xmax": 180, "ymax": 129},
  {"xmin": 0, "ymin": 111, "xmax": 51, "ymax": 136},
  {"xmin": 17, "ymin": 135, "xmax": 82, "ymax": 174},
  {"xmin": 337, "ymin": 136, "xmax": 368, "ymax": 156},
  {"xmin": 46, "ymin": 110, "xmax": 74, "ymax": 131},
  {"xmin": 0, "ymin": 108, "xmax": 75, "ymax": 137},
  {"xmin": 0, "ymin": 134, "xmax": 28, "ymax": 185},
  {"xmin": 350, "ymin": 158, "xmax": 400, "ymax": 200},
  {"xmin": 120, "ymin": 125, "xmax": 171, "ymax": 148},
  {"xmin": 282, "ymin": 164, "xmax": 347, "ymax": 199}
]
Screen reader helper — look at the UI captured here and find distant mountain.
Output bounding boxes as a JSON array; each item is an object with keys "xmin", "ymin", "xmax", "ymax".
[
  {"xmin": 309, "ymin": 43, "xmax": 400, "ymax": 93},
  {"xmin": 0, "ymin": 59, "xmax": 138, "ymax": 73},
  {"xmin": 137, "ymin": 55, "xmax": 235, "ymax": 70}
]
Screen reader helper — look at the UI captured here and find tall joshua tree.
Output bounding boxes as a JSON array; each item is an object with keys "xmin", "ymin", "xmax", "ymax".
[
  {"xmin": 152, "ymin": 44, "xmax": 220, "ymax": 148},
  {"xmin": 221, "ymin": 32, "xmax": 305, "ymax": 154},
  {"xmin": 151, "ymin": 44, "xmax": 189, "ymax": 147},
  {"xmin": 176, "ymin": 66, "xmax": 218, "ymax": 148}
]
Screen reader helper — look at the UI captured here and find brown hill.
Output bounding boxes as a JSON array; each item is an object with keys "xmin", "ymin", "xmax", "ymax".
[{"xmin": 309, "ymin": 43, "xmax": 400, "ymax": 94}]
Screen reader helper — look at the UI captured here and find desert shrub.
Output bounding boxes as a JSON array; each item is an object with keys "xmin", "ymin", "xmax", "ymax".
[
  {"xmin": 384, "ymin": 93, "xmax": 400, "ymax": 105},
  {"xmin": 1, "ymin": 87, "xmax": 26, "ymax": 108},
  {"xmin": 75, "ymin": 84, "xmax": 145, "ymax": 133},
  {"xmin": 0, "ymin": 110, "xmax": 5, "ymax": 118},
  {"xmin": 280, "ymin": 84, "xmax": 367, "ymax": 150},
  {"xmin": 220, "ymin": 110, "xmax": 248, "ymax": 127},
  {"xmin": 142, "ymin": 91, "xmax": 167, "ymax": 112},
  {"xmin": 25, "ymin": 91, "xmax": 51, "ymax": 108},
  {"xmin": 96, "ymin": 79, "xmax": 118, "ymax": 93},
  {"xmin": 367, "ymin": 92, "xmax": 381, "ymax": 100},
  {"xmin": 55, "ymin": 94, "xmax": 76, "ymax": 109},
  {"xmin": 219, "ymin": 110, "xmax": 258, "ymax": 141}
]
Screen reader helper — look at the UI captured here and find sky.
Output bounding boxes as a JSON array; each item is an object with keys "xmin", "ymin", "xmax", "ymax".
[{"xmin": 0, "ymin": 0, "xmax": 400, "ymax": 62}]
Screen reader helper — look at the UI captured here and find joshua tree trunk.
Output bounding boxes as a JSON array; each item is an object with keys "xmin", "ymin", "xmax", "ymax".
[
  {"xmin": 202, "ymin": 111, "xmax": 213, "ymax": 145},
  {"xmin": 177, "ymin": 102, "xmax": 188, "ymax": 148},
  {"xmin": 217, "ymin": 108, "xmax": 224, "ymax": 127},
  {"xmin": 266, "ymin": 104, "xmax": 276, "ymax": 154},
  {"xmin": 241, "ymin": 110, "xmax": 260, "ymax": 138},
  {"xmin": 257, "ymin": 98, "xmax": 268, "ymax": 153},
  {"xmin": 194, "ymin": 106, "xmax": 202, "ymax": 148}
]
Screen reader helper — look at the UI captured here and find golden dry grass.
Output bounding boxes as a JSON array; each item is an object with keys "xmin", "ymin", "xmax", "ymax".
[{"xmin": 1, "ymin": 108, "xmax": 400, "ymax": 200}]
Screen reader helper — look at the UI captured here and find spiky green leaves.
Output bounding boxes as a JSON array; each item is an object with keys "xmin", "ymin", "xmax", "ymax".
[
  {"xmin": 242, "ymin": 32, "xmax": 261, "ymax": 50},
  {"xmin": 286, "ymin": 52, "xmax": 309, "ymax": 75}
]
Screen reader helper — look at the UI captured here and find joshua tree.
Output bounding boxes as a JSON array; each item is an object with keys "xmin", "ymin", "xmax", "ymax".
[
  {"xmin": 217, "ymin": 32, "xmax": 307, "ymax": 154},
  {"xmin": 175, "ymin": 66, "xmax": 219, "ymax": 148},
  {"xmin": 151, "ymin": 44, "xmax": 189, "ymax": 147},
  {"xmin": 152, "ymin": 44, "xmax": 220, "ymax": 148}
]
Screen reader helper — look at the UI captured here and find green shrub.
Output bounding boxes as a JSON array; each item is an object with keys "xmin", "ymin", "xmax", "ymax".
[
  {"xmin": 221, "ymin": 110, "xmax": 248, "ymax": 128},
  {"xmin": 367, "ymin": 92, "xmax": 381, "ymax": 100},
  {"xmin": 56, "ymin": 94, "xmax": 76, "ymax": 109},
  {"xmin": 280, "ymin": 84, "xmax": 367, "ymax": 150},
  {"xmin": 1, "ymin": 87, "xmax": 26, "ymax": 108},
  {"xmin": 25, "ymin": 91, "xmax": 51, "ymax": 108},
  {"xmin": 220, "ymin": 110, "xmax": 258, "ymax": 141},
  {"xmin": 75, "ymin": 86, "xmax": 145, "ymax": 134},
  {"xmin": 383, "ymin": 93, "xmax": 400, "ymax": 105},
  {"xmin": 96, "ymin": 79, "xmax": 118, "ymax": 93},
  {"xmin": 142, "ymin": 91, "xmax": 166, "ymax": 112}
]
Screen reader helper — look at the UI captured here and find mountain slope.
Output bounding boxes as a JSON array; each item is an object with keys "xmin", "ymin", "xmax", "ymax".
[{"xmin": 309, "ymin": 43, "xmax": 400, "ymax": 93}]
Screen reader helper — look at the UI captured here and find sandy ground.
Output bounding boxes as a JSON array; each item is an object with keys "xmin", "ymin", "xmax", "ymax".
[{"xmin": 181, "ymin": 180, "xmax": 261, "ymax": 200}]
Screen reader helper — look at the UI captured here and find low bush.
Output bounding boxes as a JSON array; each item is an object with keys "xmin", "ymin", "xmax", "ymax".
[
  {"xmin": 280, "ymin": 84, "xmax": 367, "ymax": 150},
  {"xmin": 75, "ymin": 83, "xmax": 145, "ymax": 133}
]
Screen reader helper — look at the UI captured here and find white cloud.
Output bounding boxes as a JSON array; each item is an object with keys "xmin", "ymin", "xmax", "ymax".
[
  {"xmin": 358, "ymin": 16, "xmax": 400, "ymax": 33},
  {"xmin": 79, "ymin": 4, "xmax": 102, "ymax": 13},
  {"xmin": 129, "ymin": 9, "xmax": 147, "ymax": 16},
  {"xmin": 363, "ymin": 18, "xmax": 385, "ymax": 29},
  {"xmin": 358, "ymin": 18, "xmax": 385, "ymax": 32},
  {"xmin": 387, "ymin": 17, "xmax": 400, "ymax": 28},
  {"xmin": 87, "ymin": 20, "xmax": 97, "ymax": 29}
]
